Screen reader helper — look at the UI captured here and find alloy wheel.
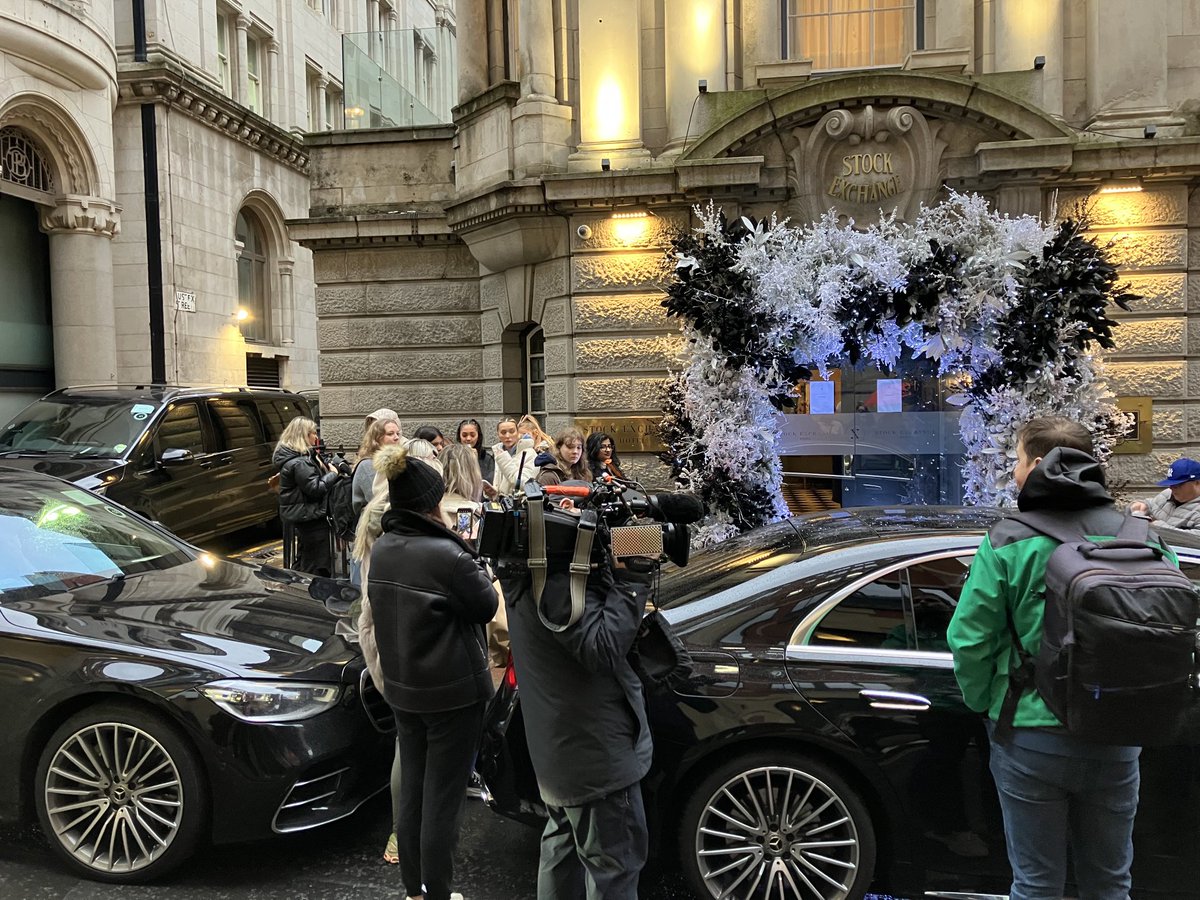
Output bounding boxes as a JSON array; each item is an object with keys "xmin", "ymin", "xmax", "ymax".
[
  {"xmin": 43, "ymin": 722, "xmax": 185, "ymax": 874},
  {"xmin": 695, "ymin": 765, "xmax": 860, "ymax": 900}
]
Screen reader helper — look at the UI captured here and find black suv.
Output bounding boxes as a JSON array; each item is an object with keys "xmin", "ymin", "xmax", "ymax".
[{"xmin": 0, "ymin": 385, "xmax": 312, "ymax": 543}]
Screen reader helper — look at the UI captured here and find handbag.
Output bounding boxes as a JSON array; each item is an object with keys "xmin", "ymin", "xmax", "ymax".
[{"xmin": 629, "ymin": 604, "xmax": 693, "ymax": 690}]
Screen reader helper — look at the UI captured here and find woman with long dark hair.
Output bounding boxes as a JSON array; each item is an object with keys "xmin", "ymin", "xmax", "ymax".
[
  {"xmin": 368, "ymin": 445, "xmax": 497, "ymax": 900},
  {"xmin": 586, "ymin": 431, "xmax": 624, "ymax": 480},
  {"xmin": 456, "ymin": 417, "xmax": 495, "ymax": 492}
]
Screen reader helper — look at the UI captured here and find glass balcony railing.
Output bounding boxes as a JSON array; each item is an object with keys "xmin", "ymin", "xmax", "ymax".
[{"xmin": 341, "ymin": 26, "xmax": 457, "ymax": 129}]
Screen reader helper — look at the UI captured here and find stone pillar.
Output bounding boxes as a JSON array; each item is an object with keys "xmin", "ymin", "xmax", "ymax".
[
  {"xmin": 573, "ymin": 0, "xmax": 648, "ymax": 167},
  {"xmin": 316, "ymin": 75, "xmax": 329, "ymax": 130},
  {"xmin": 663, "ymin": 0, "xmax": 725, "ymax": 152},
  {"xmin": 457, "ymin": 0, "xmax": 488, "ymax": 104},
  {"xmin": 41, "ymin": 197, "xmax": 121, "ymax": 387},
  {"xmin": 368, "ymin": 0, "xmax": 381, "ymax": 60},
  {"xmin": 278, "ymin": 260, "xmax": 295, "ymax": 346},
  {"xmin": 992, "ymin": 0, "xmax": 1062, "ymax": 117},
  {"xmin": 518, "ymin": 0, "xmax": 555, "ymax": 99},
  {"xmin": 234, "ymin": 14, "xmax": 250, "ymax": 105},
  {"xmin": 1086, "ymin": 0, "xmax": 1176, "ymax": 132},
  {"xmin": 266, "ymin": 38, "xmax": 281, "ymax": 122},
  {"xmin": 384, "ymin": 9, "xmax": 397, "ymax": 80}
]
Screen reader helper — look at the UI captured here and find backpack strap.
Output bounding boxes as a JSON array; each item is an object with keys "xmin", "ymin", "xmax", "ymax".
[{"xmin": 994, "ymin": 611, "xmax": 1036, "ymax": 743}]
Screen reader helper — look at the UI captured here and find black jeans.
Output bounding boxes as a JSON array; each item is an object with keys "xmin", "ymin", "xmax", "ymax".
[
  {"xmin": 537, "ymin": 782, "xmax": 648, "ymax": 900},
  {"xmin": 393, "ymin": 702, "xmax": 485, "ymax": 900},
  {"xmin": 292, "ymin": 518, "xmax": 332, "ymax": 577}
]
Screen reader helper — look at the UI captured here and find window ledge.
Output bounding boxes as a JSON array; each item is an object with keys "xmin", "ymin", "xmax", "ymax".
[
  {"xmin": 903, "ymin": 48, "xmax": 971, "ymax": 74},
  {"xmin": 754, "ymin": 60, "xmax": 814, "ymax": 88}
]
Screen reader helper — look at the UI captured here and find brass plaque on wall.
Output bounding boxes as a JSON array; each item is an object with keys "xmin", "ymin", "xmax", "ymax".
[
  {"xmin": 575, "ymin": 417, "xmax": 666, "ymax": 453},
  {"xmin": 1112, "ymin": 396, "xmax": 1152, "ymax": 454}
]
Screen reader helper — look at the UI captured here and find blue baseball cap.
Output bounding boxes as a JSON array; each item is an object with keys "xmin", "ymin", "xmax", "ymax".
[{"xmin": 1158, "ymin": 458, "xmax": 1200, "ymax": 486}]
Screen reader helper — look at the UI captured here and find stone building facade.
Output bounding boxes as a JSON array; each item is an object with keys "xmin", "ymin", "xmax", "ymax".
[
  {"xmin": 295, "ymin": 0, "xmax": 1200, "ymax": 500},
  {"xmin": 0, "ymin": 0, "xmax": 451, "ymax": 424}
]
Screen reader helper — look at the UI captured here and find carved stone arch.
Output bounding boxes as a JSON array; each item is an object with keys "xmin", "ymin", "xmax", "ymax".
[
  {"xmin": 680, "ymin": 71, "xmax": 1076, "ymax": 163},
  {"xmin": 237, "ymin": 188, "xmax": 293, "ymax": 263},
  {"xmin": 0, "ymin": 95, "xmax": 100, "ymax": 198}
]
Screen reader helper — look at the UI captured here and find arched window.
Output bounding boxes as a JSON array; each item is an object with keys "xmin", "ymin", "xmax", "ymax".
[
  {"xmin": 235, "ymin": 209, "xmax": 269, "ymax": 343},
  {"xmin": 522, "ymin": 325, "xmax": 546, "ymax": 416},
  {"xmin": 0, "ymin": 127, "xmax": 55, "ymax": 202}
]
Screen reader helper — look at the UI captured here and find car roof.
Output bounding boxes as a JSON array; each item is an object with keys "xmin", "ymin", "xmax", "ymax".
[
  {"xmin": 37, "ymin": 385, "xmax": 305, "ymax": 403},
  {"xmin": 657, "ymin": 506, "xmax": 1005, "ymax": 605}
]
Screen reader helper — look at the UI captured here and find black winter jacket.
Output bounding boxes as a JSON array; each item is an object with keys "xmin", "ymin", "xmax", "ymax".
[
  {"xmin": 274, "ymin": 445, "xmax": 337, "ymax": 524},
  {"xmin": 368, "ymin": 509, "xmax": 498, "ymax": 713},
  {"xmin": 501, "ymin": 565, "xmax": 653, "ymax": 806}
]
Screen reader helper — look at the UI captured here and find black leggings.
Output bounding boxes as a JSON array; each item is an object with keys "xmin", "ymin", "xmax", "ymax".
[{"xmin": 392, "ymin": 702, "xmax": 485, "ymax": 900}]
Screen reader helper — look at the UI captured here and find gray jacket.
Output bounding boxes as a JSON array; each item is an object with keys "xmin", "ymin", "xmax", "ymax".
[
  {"xmin": 501, "ymin": 565, "xmax": 653, "ymax": 807},
  {"xmin": 1146, "ymin": 489, "xmax": 1200, "ymax": 529},
  {"xmin": 351, "ymin": 456, "xmax": 377, "ymax": 516}
]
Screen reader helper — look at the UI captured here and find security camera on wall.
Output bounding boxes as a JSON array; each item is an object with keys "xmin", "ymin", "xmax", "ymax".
[{"xmin": 576, "ymin": 224, "xmax": 593, "ymax": 240}]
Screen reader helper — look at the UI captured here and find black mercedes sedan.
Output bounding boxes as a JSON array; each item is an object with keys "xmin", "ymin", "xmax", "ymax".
[
  {"xmin": 477, "ymin": 507, "xmax": 1200, "ymax": 899},
  {"xmin": 0, "ymin": 466, "xmax": 393, "ymax": 883}
]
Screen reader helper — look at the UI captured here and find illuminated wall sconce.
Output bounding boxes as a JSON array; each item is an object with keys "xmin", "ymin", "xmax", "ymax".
[
  {"xmin": 611, "ymin": 210, "xmax": 650, "ymax": 244},
  {"xmin": 600, "ymin": 157, "xmax": 611, "ymax": 171},
  {"xmin": 344, "ymin": 105, "xmax": 366, "ymax": 119},
  {"xmin": 1098, "ymin": 180, "xmax": 1144, "ymax": 194},
  {"xmin": 232, "ymin": 307, "xmax": 250, "ymax": 329}
]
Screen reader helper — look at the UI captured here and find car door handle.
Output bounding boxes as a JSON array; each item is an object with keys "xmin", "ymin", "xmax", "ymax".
[{"xmin": 858, "ymin": 689, "xmax": 932, "ymax": 711}]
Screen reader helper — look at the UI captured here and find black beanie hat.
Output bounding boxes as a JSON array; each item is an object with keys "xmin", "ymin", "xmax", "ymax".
[{"xmin": 376, "ymin": 444, "xmax": 445, "ymax": 512}]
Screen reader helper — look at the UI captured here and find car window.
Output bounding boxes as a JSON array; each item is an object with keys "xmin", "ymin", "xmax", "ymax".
[
  {"xmin": 257, "ymin": 398, "xmax": 287, "ymax": 442},
  {"xmin": 811, "ymin": 571, "xmax": 907, "ymax": 648},
  {"xmin": 272, "ymin": 398, "xmax": 306, "ymax": 431},
  {"xmin": 207, "ymin": 398, "xmax": 263, "ymax": 450},
  {"xmin": 0, "ymin": 482, "xmax": 193, "ymax": 598},
  {"xmin": 153, "ymin": 402, "xmax": 207, "ymax": 457},
  {"xmin": 905, "ymin": 554, "xmax": 974, "ymax": 652},
  {"xmin": 0, "ymin": 397, "xmax": 159, "ymax": 458}
]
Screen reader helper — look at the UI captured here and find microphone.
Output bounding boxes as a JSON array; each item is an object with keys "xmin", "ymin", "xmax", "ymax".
[{"xmin": 649, "ymin": 491, "xmax": 706, "ymax": 524}]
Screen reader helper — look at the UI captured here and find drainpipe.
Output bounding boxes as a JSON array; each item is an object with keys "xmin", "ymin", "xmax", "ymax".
[{"xmin": 134, "ymin": 0, "xmax": 168, "ymax": 382}]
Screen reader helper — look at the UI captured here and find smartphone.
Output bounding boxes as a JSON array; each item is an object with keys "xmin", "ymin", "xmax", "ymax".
[{"xmin": 455, "ymin": 509, "xmax": 474, "ymax": 539}]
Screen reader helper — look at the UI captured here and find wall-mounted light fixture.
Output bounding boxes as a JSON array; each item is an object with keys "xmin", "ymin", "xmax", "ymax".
[
  {"xmin": 232, "ymin": 307, "xmax": 250, "ymax": 329},
  {"xmin": 600, "ymin": 158, "xmax": 611, "ymax": 171},
  {"xmin": 1144, "ymin": 124, "xmax": 1158, "ymax": 139},
  {"xmin": 611, "ymin": 210, "xmax": 650, "ymax": 244},
  {"xmin": 1033, "ymin": 55, "xmax": 1046, "ymax": 70},
  {"xmin": 1098, "ymin": 180, "xmax": 1144, "ymax": 194},
  {"xmin": 344, "ymin": 105, "xmax": 365, "ymax": 119},
  {"xmin": 698, "ymin": 79, "xmax": 708, "ymax": 94}
]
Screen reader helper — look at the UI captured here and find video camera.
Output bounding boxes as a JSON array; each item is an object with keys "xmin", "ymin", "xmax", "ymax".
[{"xmin": 476, "ymin": 476, "xmax": 703, "ymax": 574}]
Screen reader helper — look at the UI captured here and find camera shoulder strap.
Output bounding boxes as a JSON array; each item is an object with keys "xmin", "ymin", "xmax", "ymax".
[
  {"xmin": 533, "ymin": 508, "xmax": 598, "ymax": 634},
  {"xmin": 526, "ymin": 481, "xmax": 548, "ymax": 604}
]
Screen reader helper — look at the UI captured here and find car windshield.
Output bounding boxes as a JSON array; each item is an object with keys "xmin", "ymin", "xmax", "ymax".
[
  {"xmin": 0, "ymin": 478, "xmax": 194, "ymax": 598},
  {"xmin": 0, "ymin": 397, "xmax": 160, "ymax": 458}
]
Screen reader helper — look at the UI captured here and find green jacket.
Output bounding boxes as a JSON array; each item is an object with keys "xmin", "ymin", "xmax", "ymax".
[{"xmin": 948, "ymin": 448, "xmax": 1176, "ymax": 728}]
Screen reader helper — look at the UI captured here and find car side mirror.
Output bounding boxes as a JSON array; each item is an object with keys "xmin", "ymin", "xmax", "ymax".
[{"xmin": 160, "ymin": 448, "xmax": 195, "ymax": 467}]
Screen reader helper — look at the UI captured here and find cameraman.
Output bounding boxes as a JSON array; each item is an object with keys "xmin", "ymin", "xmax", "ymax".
[{"xmin": 501, "ymin": 555, "xmax": 653, "ymax": 899}]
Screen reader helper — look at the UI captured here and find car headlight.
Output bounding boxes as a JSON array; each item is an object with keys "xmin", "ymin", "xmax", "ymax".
[{"xmin": 200, "ymin": 680, "xmax": 342, "ymax": 722}]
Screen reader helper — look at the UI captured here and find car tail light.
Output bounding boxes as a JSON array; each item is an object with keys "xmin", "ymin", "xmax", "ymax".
[{"xmin": 504, "ymin": 661, "xmax": 517, "ymax": 690}]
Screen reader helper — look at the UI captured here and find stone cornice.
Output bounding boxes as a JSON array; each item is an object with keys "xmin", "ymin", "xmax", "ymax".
[
  {"xmin": 288, "ymin": 212, "xmax": 462, "ymax": 249},
  {"xmin": 116, "ymin": 58, "xmax": 309, "ymax": 173},
  {"xmin": 452, "ymin": 81, "xmax": 521, "ymax": 124}
]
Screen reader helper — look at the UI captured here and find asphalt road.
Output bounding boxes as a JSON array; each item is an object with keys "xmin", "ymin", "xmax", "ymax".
[{"xmin": 0, "ymin": 792, "xmax": 702, "ymax": 900}]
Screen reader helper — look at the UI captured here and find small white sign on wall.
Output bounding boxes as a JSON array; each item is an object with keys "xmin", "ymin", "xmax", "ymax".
[{"xmin": 175, "ymin": 290, "xmax": 196, "ymax": 313}]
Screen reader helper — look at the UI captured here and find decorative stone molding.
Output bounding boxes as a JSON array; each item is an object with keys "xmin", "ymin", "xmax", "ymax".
[
  {"xmin": 788, "ymin": 104, "xmax": 948, "ymax": 224},
  {"xmin": 572, "ymin": 252, "xmax": 675, "ymax": 293},
  {"xmin": 1105, "ymin": 360, "xmax": 1185, "ymax": 398},
  {"xmin": 1096, "ymin": 230, "xmax": 1187, "ymax": 271},
  {"xmin": 39, "ymin": 195, "xmax": 121, "ymax": 237},
  {"xmin": 116, "ymin": 60, "xmax": 309, "ymax": 173},
  {"xmin": 1120, "ymin": 274, "xmax": 1186, "ymax": 313}
]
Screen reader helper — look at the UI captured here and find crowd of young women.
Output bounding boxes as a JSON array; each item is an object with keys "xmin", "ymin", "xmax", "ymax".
[{"xmin": 272, "ymin": 410, "xmax": 624, "ymax": 900}]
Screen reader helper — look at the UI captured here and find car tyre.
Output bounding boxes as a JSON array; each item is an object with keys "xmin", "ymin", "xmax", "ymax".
[
  {"xmin": 679, "ymin": 749, "xmax": 876, "ymax": 900},
  {"xmin": 35, "ymin": 702, "xmax": 207, "ymax": 883}
]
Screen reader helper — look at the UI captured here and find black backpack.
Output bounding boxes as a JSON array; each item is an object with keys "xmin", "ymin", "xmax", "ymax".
[
  {"xmin": 997, "ymin": 511, "xmax": 1199, "ymax": 746},
  {"xmin": 326, "ymin": 473, "xmax": 357, "ymax": 541}
]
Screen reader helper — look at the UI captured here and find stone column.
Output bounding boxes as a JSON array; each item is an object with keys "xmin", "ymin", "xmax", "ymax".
[
  {"xmin": 457, "ymin": 0, "xmax": 487, "ymax": 104},
  {"xmin": 573, "ymin": 0, "xmax": 648, "ymax": 167},
  {"xmin": 992, "ymin": 0, "xmax": 1062, "ymax": 117},
  {"xmin": 387, "ymin": 9, "xmax": 399, "ymax": 80},
  {"xmin": 518, "ymin": 0, "xmax": 555, "ymax": 99},
  {"xmin": 368, "ymin": 0, "xmax": 380, "ymax": 60},
  {"xmin": 41, "ymin": 197, "xmax": 121, "ymax": 387},
  {"xmin": 278, "ymin": 260, "xmax": 295, "ymax": 346},
  {"xmin": 1086, "ymin": 0, "xmax": 1176, "ymax": 132},
  {"xmin": 663, "ymin": 0, "xmax": 725, "ymax": 153},
  {"xmin": 234, "ymin": 14, "xmax": 250, "ymax": 105},
  {"xmin": 266, "ymin": 38, "xmax": 281, "ymax": 122},
  {"xmin": 316, "ymin": 75, "xmax": 329, "ymax": 130}
]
